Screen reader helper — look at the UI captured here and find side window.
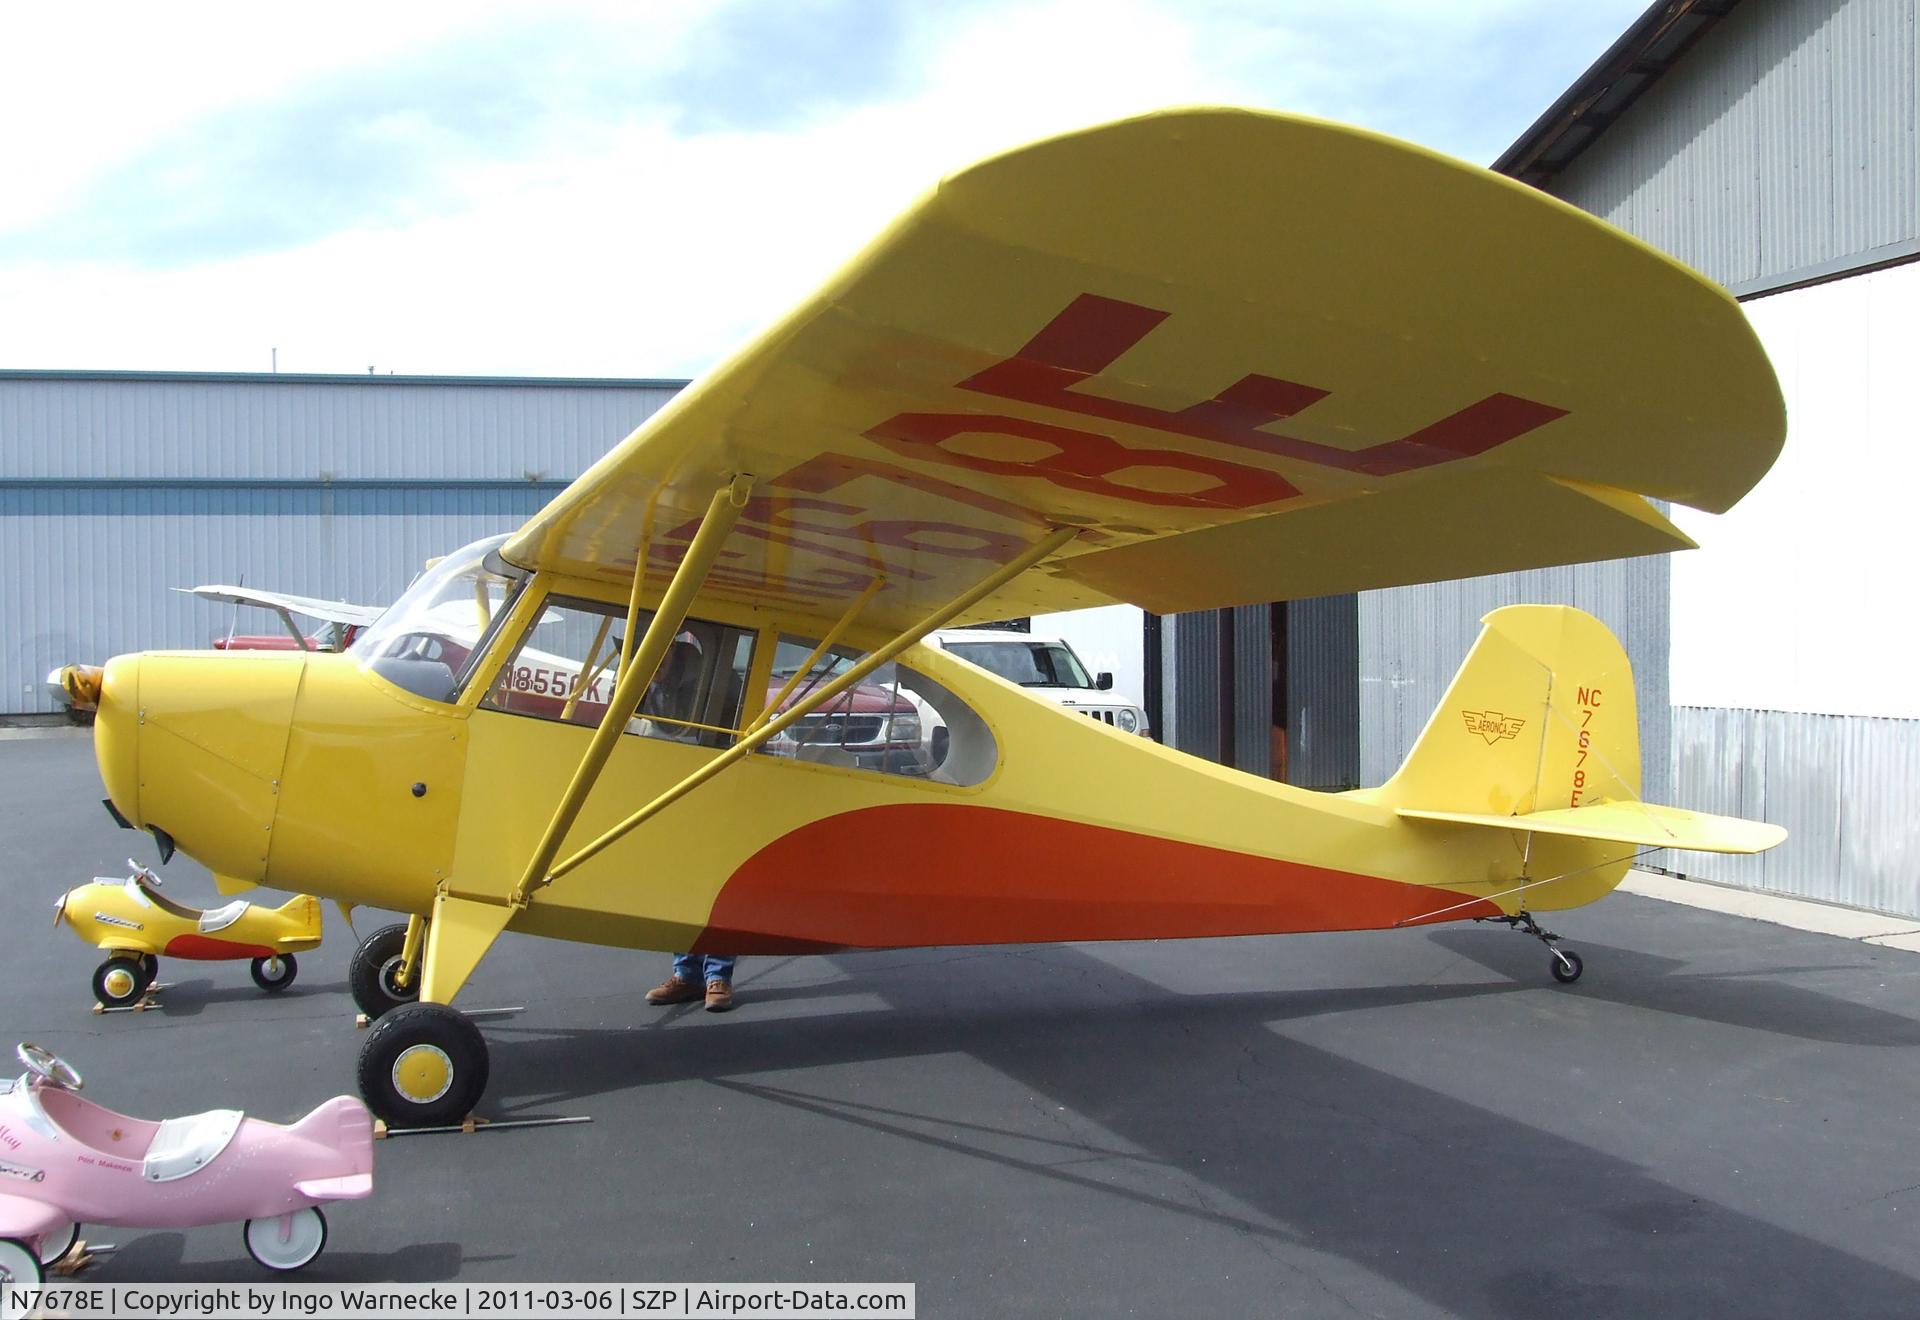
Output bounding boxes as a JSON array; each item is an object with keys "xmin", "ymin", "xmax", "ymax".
[
  {"xmin": 758, "ymin": 637, "xmax": 997, "ymax": 786},
  {"xmin": 480, "ymin": 594, "xmax": 755, "ymax": 749}
]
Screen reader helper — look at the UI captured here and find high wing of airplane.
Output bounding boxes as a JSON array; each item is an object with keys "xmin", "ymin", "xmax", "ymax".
[
  {"xmin": 80, "ymin": 107, "xmax": 1787, "ymax": 1127},
  {"xmin": 183, "ymin": 585, "xmax": 388, "ymax": 652}
]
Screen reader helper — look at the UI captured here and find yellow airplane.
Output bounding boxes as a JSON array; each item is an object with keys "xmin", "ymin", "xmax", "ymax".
[{"xmin": 76, "ymin": 108, "xmax": 1788, "ymax": 1126}]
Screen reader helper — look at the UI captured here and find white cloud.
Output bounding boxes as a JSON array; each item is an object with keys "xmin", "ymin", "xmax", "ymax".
[{"xmin": 0, "ymin": 0, "xmax": 1646, "ymax": 378}]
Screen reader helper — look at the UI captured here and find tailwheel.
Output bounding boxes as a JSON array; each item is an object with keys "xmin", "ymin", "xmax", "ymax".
[
  {"xmin": 250, "ymin": 952, "xmax": 299, "ymax": 993},
  {"xmin": 357, "ymin": 1002, "xmax": 489, "ymax": 1127},
  {"xmin": 243, "ymin": 1207, "xmax": 327, "ymax": 1271},
  {"xmin": 93, "ymin": 956, "xmax": 146, "ymax": 1008},
  {"xmin": 348, "ymin": 923, "xmax": 419, "ymax": 1019},
  {"xmin": 1482, "ymin": 910, "xmax": 1584, "ymax": 985}
]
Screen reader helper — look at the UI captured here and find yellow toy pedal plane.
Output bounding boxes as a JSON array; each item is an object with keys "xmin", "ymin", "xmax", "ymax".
[
  {"xmin": 53, "ymin": 862, "xmax": 321, "ymax": 1007},
  {"xmin": 74, "ymin": 108, "xmax": 1787, "ymax": 1125}
]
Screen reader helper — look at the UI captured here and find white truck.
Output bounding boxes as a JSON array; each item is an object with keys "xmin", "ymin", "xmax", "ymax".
[{"xmin": 927, "ymin": 628, "xmax": 1152, "ymax": 742}]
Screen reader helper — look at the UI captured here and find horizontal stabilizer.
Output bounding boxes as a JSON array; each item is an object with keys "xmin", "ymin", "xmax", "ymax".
[{"xmin": 1397, "ymin": 800, "xmax": 1787, "ymax": 855}]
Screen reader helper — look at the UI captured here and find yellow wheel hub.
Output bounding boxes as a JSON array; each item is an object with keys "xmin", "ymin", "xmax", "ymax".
[
  {"xmin": 392, "ymin": 1044, "xmax": 453, "ymax": 1104},
  {"xmin": 103, "ymin": 968, "xmax": 136, "ymax": 998}
]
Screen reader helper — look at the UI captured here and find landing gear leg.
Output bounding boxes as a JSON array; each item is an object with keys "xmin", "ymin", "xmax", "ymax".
[{"xmin": 1484, "ymin": 910, "xmax": 1583, "ymax": 984}]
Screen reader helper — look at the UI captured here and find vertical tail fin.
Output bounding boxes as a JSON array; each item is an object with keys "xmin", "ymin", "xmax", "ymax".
[{"xmin": 1376, "ymin": 605, "xmax": 1639, "ymax": 817}]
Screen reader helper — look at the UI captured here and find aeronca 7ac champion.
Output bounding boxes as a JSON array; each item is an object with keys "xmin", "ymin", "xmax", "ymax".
[{"xmin": 77, "ymin": 108, "xmax": 1788, "ymax": 1125}]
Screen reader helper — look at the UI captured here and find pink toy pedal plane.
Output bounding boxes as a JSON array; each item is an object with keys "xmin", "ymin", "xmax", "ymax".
[{"xmin": 0, "ymin": 1044, "xmax": 373, "ymax": 1294}]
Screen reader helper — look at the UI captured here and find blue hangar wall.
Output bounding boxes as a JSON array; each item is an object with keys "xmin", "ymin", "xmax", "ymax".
[{"xmin": 0, "ymin": 371, "xmax": 685, "ymax": 715}]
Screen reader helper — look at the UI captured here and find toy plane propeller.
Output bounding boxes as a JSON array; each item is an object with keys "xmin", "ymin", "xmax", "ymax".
[{"xmin": 77, "ymin": 108, "xmax": 1787, "ymax": 1126}]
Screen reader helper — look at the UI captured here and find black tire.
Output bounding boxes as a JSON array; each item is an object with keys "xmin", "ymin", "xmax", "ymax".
[
  {"xmin": 134, "ymin": 954, "xmax": 159, "ymax": 993},
  {"xmin": 250, "ymin": 952, "xmax": 298, "ymax": 993},
  {"xmin": 1551, "ymin": 949, "xmax": 1584, "ymax": 984},
  {"xmin": 357, "ymin": 1002, "xmax": 489, "ymax": 1128},
  {"xmin": 93, "ymin": 956, "xmax": 146, "ymax": 1008},
  {"xmin": 348, "ymin": 923, "xmax": 420, "ymax": 1019}
]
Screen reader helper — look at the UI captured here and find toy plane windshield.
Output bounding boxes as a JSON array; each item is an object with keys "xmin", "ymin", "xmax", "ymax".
[{"xmin": 505, "ymin": 107, "xmax": 1781, "ymax": 632}]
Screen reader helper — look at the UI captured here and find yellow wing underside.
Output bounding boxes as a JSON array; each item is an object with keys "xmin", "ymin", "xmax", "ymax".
[{"xmin": 505, "ymin": 107, "xmax": 1784, "ymax": 632}]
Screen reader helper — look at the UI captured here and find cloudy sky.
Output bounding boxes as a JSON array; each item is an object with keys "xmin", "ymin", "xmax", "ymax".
[{"xmin": 1, "ymin": 1, "xmax": 1647, "ymax": 380}]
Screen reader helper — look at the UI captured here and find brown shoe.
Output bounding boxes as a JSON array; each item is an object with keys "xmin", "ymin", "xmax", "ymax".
[
  {"xmin": 704, "ymin": 979, "xmax": 734, "ymax": 1013},
  {"xmin": 645, "ymin": 975, "xmax": 702, "ymax": 1005}
]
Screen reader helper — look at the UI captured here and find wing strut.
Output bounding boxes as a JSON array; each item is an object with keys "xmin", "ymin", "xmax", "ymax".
[
  {"xmin": 505, "ymin": 474, "xmax": 755, "ymax": 909},
  {"xmin": 538, "ymin": 523, "xmax": 1081, "ymax": 889}
]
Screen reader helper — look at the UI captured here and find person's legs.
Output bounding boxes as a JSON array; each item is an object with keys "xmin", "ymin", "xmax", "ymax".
[
  {"xmin": 702, "ymin": 955, "xmax": 737, "ymax": 1012},
  {"xmin": 645, "ymin": 953, "xmax": 705, "ymax": 1005}
]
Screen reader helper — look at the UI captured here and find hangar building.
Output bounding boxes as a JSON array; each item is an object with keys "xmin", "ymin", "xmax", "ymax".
[{"xmin": 3, "ymin": 0, "xmax": 1911, "ymax": 916}]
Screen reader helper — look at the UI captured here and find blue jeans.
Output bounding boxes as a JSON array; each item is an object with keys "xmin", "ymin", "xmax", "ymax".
[{"xmin": 674, "ymin": 953, "xmax": 735, "ymax": 986}]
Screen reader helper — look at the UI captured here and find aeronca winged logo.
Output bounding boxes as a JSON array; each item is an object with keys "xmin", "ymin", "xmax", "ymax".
[{"xmin": 1461, "ymin": 710, "xmax": 1526, "ymax": 745}]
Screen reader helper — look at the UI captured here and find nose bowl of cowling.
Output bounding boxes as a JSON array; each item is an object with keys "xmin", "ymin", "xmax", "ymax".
[{"xmin": 93, "ymin": 651, "xmax": 305, "ymax": 884}]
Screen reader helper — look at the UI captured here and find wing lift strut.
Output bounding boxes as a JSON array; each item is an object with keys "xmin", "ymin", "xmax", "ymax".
[{"xmin": 353, "ymin": 473, "xmax": 1078, "ymax": 1127}]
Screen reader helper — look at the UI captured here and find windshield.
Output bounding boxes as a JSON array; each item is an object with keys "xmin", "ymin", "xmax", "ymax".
[
  {"xmin": 350, "ymin": 534, "xmax": 525, "ymax": 703},
  {"xmin": 946, "ymin": 640, "xmax": 1094, "ymax": 689}
]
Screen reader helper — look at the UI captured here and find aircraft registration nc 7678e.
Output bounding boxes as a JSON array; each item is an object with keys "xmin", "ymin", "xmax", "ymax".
[{"xmin": 84, "ymin": 108, "xmax": 1788, "ymax": 1126}]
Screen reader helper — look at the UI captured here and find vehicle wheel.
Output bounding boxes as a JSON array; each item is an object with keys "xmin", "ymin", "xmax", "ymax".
[
  {"xmin": 93, "ymin": 956, "xmax": 146, "ymax": 1007},
  {"xmin": 0, "ymin": 1237, "xmax": 43, "ymax": 1312},
  {"xmin": 243, "ymin": 1207, "xmax": 327, "ymax": 1271},
  {"xmin": 348, "ymin": 923, "xmax": 419, "ymax": 1020},
  {"xmin": 1551, "ymin": 949, "xmax": 1584, "ymax": 984},
  {"xmin": 250, "ymin": 952, "xmax": 298, "ymax": 993},
  {"xmin": 35, "ymin": 1221, "xmax": 77, "ymax": 1266},
  {"xmin": 357, "ymin": 1002, "xmax": 489, "ymax": 1128}
]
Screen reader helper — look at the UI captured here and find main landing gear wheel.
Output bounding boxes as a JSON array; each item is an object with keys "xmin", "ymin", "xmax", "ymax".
[
  {"xmin": 93, "ymin": 956, "xmax": 146, "ymax": 1008},
  {"xmin": 243, "ymin": 1207, "xmax": 328, "ymax": 1271},
  {"xmin": 1551, "ymin": 948, "xmax": 1585, "ymax": 984},
  {"xmin": 357, "ymin": 1002, "xmax": 489, "ymax": 1127},
  {"xmin": 250, "ymin": 952, "xmax": 298, "ymax": 993},
  {"xmin": 35, "ymin": 1221, "xmax": 78, "ymax": 1266},
  {"xmin": 348, "ymin": 923, "xmax": 420, "ymax": 1020},
  {"xmin": 0, "ymin": 1238, "xmax": 44, "ymax": 1319}
]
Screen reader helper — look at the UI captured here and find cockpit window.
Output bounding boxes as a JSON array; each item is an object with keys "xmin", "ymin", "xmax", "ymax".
[{"xmin": 349, "ymin": 535, "xmax": 526, "ymax": 703}]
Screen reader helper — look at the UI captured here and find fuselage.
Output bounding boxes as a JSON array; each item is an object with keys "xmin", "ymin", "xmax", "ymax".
[{"xmin": 92, "ymin": 540, "xmax": 1628, "ymax": 957}]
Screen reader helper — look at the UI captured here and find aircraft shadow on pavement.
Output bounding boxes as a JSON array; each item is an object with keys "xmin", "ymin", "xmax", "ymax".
[
  {"xmin": 1426, "ymin": 930, "xmax": 1920, "ymax": 1046},
  {"xmin": 81, "ymin": 1232, "xmax": 466, "ymax": 1283},
  {"xmin": 123, "ymin": 978, "xmax": 347, "ymax": 1019},
  {"xmin": 475, "ymin": 944, "xmax": 1919, "ymax": 1319}
]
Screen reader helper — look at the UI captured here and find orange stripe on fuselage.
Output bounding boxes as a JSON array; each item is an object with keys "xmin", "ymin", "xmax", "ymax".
[{"xmin": 694, "ymin": 804, "xmax": 1497, "ymax": 954}]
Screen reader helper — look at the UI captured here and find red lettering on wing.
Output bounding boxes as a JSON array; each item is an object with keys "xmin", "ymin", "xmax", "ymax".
[{"xmin": 957, "ymin": 292, "xmax": 1567, "ymax": 477}]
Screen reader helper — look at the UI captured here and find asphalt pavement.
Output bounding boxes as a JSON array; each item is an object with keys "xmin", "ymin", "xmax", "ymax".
[{"xmin": 3, "ymin": 728, "xmax": 1917, "ymax": 1318}]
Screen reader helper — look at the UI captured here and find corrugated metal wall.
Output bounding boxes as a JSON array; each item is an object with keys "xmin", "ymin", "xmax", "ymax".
[
  {"xmin": 1285, "ymin": 594, "xmax": 1360, "ymax": 791},
  {"xmin": 1673, "ymin": 707, "xmax": 1920, "ymax": 916},
  {"xmin": 1358, "ymin": 556, "xmax": 1671, "ymax": 806},
  {"xmin": 1159, "ymin": 606, "xmax": 1271, "ymax": 774},
  {"xmin": 1551, "ymin": 0, "xmax": 1919, "ymax": 293},
  {"xmin": 0, "ymin": 373, "xmax": 683, "ymax": 714}
]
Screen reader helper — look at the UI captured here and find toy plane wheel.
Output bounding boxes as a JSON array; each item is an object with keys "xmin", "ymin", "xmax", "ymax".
[
  {"xmin": 243, "ymin": 1207, "xmax": 327, "ymax": 1272},
  {"xmin": 93, "ymin": 956, "xmax": 146, "ymax": 1008},
  {"xmin": 35, "ymin": 1221, "xmax": 77, "ymax": 1267},
  {"xmin": 134, "ymin": 954, "xmax": 159, "ymax": 994},
  {"xmin": 1550, "ymin": 949, "xmax": 1585, "ymax": 984},
  {"xmin": 0, "ymin": 1236, "xmax": 44, "ymax": 1302},
  {"xmin": 250, "ymin": 953, "xmax": 298, "ymax": 993},
  {"xmin": 348, "ymin": 923, "xmax": 420, "ymax": 1020},
  {"xmin": 357, "ymin": 1002, "xmax": 490, "ymax": 1127}
]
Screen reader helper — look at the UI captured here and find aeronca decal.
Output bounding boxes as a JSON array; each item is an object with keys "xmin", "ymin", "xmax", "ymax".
[{"xmin": 1462, "ymin": 710, "xmax": 1527, "ymax": 744}]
